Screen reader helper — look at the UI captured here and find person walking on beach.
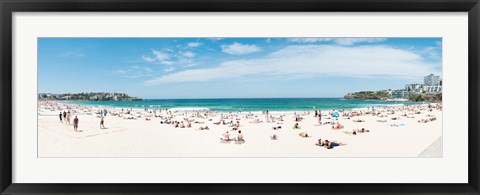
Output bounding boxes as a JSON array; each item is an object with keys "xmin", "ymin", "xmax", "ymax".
[
  {"xmin": 66, "ymin": 111, "xmax": 71, "ymax": 125},
  {"xmin": 318, "ymin": 112, "xmax": 322, "ymax": 125},
  {"xmin": 59, "ymin": 112, "xmax": 63, "ymax": 122},
  {"xmin": 63, "ymin": 111, "xmax": 67, "ymax": 121},
  {"xmin": 73, "ymin": 116, "xmax": 79, "ymax": 132},
  {"xmin": 100, "ymin": 116, "xmax": 105, "ymax": 129}
]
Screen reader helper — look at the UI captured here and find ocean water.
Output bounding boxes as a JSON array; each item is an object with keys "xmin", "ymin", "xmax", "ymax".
[{"xmin": 64, "ymin": 98, "xmax": 423, "ymax": 112}]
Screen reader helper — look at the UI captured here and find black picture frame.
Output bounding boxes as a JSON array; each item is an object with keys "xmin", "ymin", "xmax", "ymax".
[{"xmin": 1, "ymin": 0, "xmax": 479, "ymax": 194}]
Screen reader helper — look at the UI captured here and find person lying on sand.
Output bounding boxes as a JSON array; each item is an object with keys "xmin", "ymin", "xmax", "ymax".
[
  {"xmin": 293, "ymin": 123, "xmax": 301, "ymax": 129},
  {"xmin": 343, "ymin": 130, "xmax": 357, "ymax": 135},
  {"xmin": 356, "ymin": 128, "xmax": 370, "ymax": 133},
  {"xmin": 353, "ymin": 119, "xmax": 365, "ymax": 122},
  {"xmin": 249, "ymin": 119, "xmax": 262, "ymax": 123},
  {"xmin": 418, "ymin": 118, "xmax": 435, "ymax": 123},
  {"xmin": 377, "ymin": 119, "xmax": 387, "ymax": 122},
  {"xmin": 196, "ymin": 126, "xmax": 209, "ymax": 130},
  {"xmin": 272, "ymin": 126, "xmax": 282, "ymax": 130},
  {"xmin": 299, "ymin": 132, "xmax": 310, "ymax": 138},
  {"xmin": 418, "ymin": 119, "xmax": 428, "ymax": 123},
  {"xmin": 295, "ymin": 116, "xmax": 303, "ymax": 122},
  {"xmin": 323, "ymin": 140, "xmax": 346, "ymax": 149},
  {"xmin": 316, "ymin": 139, "xmax": 345, "ymax": 149},
  {"xmin": 345, "ymin": 128, "xmax": 370, "ymax": 135},
  {"xmin": 270, "ymin": 134, "xmax": 278, "ymax": 140},
  {"xmin": 331, "ymin": 123, "xmax": 343, "ymax": 130}
]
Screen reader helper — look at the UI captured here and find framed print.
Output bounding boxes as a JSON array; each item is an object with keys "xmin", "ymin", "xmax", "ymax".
[{"xmin": 1, "ymin": 0, "xmax": 479, "ymax": 194}]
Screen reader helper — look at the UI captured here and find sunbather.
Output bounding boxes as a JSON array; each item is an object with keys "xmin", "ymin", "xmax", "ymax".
[{"xmin": 299, "ymin": 132, "xmax": 310, "ymax": 138}]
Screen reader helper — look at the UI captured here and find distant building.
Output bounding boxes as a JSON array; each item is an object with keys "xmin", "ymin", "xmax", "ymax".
[
  {"xmin": 424, "ymin": 74, "xmax": 440, "ymax": 86},
  {"xmin": 379, "ymin": 89, "xmax": 393, "ymax": 97},
  {"xmin": 423, "ymin": 85, "xmax": 442, "ymax": 93},
  {"xmin": 405, "ymin": 84, "xmax": 424, "ymax": 93},
  {"xmin": 392, "ymin": 90, "xmax": 410, "ymax": 99}
]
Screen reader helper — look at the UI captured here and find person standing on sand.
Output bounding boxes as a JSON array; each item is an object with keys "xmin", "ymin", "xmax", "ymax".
[
  {"xmin": 318, "ymin": 113, "xmax": 322, "ymax": 125},
  {"xmin": 66, "ymin": 111, "xmax": 71, "ymax": 125},
  {"xmin": 59, "ymin": 112, "xmax": 63, "ymax": 122},
  {"xmin": 100, "ymin": 116, "xmax": 105, "ymax": 129},
  {"xmin": 63, "ymin": 111, "xmax": 67, "ymax": 121},
  {"xmin": 73, "ymin": 116, "xmax": 79, "ymax": 132}
]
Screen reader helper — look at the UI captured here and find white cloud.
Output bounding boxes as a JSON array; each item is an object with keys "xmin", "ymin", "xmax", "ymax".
[
  {"xmin": 164, "ymin": 67, "xmax": 176, "ymax": 73},
  {"xmin": 288, "ymin": 38, "xmax": 333, "ymax": 43},
  {"xmin": 152, "ymin": 50, "xmax": 170, "ymax": 61},
  {"xmin": 183, "ymin": 64, "xmax": 197, "ymax": 67},
  {"xmin": 116, "ymin": 66, "xmax": 153, "ymax": 79},
  {"xmin": 221, "ymin": 42, "xmax": 261, "ymax": 55},
  {"xmin": 180, "ymin": 51, "xmax": 195, "ymax": 58},
  {"xmin": 142, "ymin": 56, "xmax": 155, "ymax": 63},
  {"xmin": 187, "ymin": 42, "xmax": 202, "ymax": 47},
  {"xmin": 144, "ymin": 45, "xmax": 440, "ymax": 85},
  {"xmin": 288, "ymin": 38, "xmax": 386, "ymax": 45},
  {"xmin": 418, "ymin": 46, "xmax": 442, "ymax": 59},
  {"xmin": 143, "ymin": 49, "xmax": 198, "ymax": 66},
  {"xmin": 143, "ymin": 50, "xmax": 174, "ymax": 65},
  {"xmin": 335, "ymin": 38, "xmax": 387, "ymax": 45}
]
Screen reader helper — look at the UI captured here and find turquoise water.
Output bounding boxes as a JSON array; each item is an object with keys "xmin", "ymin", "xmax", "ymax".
[{"xmin": 64, "ymin": 98, "xmax": 423, "ymax": 112}]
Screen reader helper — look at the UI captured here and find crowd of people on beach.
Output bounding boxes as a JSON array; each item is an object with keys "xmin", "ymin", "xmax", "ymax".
[{"xmin": 39, "ymin": 101, "xmax": 442, "ymax": 151}]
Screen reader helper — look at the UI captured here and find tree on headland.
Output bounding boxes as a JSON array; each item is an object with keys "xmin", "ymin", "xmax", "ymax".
[
  {"xmin": 344, "ymin": 91, "xmax": 389, "ymax": 100},
  {"xmin": 406, "ymin": 93, "xmax": 442, "ymax": 102}
]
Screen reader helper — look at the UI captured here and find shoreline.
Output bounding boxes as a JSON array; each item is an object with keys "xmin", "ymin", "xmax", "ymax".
[{"xmin": 40, "ymin": 99, "xmax": 432, "ymax": 113}]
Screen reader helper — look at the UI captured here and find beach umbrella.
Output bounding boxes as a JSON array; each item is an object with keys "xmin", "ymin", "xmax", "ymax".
[{"xmin": 332, "ymin": 111, "xmax": 339, "ymax": 118}]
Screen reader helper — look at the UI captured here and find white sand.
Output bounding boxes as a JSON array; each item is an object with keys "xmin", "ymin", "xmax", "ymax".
[{"xmin": 38, "ymin": 102, "xmax": 442, "ymax": 157}]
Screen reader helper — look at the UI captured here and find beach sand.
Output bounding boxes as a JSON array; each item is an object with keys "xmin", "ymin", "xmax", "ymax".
[{"xmin": 38, "ymin": 102, "xmax": 442, "ymax": 157}]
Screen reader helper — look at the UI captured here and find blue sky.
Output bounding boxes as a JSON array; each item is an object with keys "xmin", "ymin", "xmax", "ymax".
[{"xmin": 38, "ymin": 38, "xmax": 442, "ymax": 99}]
